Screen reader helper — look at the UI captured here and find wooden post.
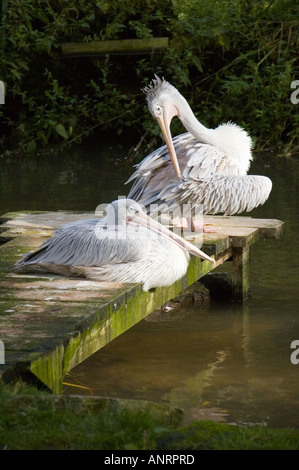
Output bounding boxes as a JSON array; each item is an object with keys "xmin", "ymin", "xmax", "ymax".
[
  {"xmin": 231, "ymin": 246, "xmax": 250, "ymax": 302},
  {"xmin": 61, "ymin": 37, "xmax": 169, "ymax": 56}
]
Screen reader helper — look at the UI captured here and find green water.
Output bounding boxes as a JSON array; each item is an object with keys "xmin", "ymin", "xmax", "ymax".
[
  {"xmin": 0, "ymin": 139, "xmax": 134, "ymax": 214},
  {"xmin": 1, "ymin": 140, "xmax": 299, "ymax": 428}
]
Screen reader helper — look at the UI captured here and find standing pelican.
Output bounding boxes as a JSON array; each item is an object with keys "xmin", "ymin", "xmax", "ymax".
[
  {"xmin": 15, "ymin": 199, "xmax": 214, "ymax": 291},
  {"xmin": 127, "ymin": 76, "xmax": 272, "ymax": 228}
]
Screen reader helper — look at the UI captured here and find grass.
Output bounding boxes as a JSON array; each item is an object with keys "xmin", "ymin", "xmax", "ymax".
[
  {"xmin": 0, "ymin": 386, "xmax": 299, "ymax": 450},
  {"xmin": 0, "ymin": 387, "xmax": 182, "ymax": 450},
  {"xmin": 157, "ymin": 421, "xmax": 299, "ymax": 451}
]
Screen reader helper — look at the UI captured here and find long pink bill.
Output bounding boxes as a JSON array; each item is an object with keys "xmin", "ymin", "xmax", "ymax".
[
  {"xmin": 157, "ymin": 104, "xmax": 182, "ymax": 180},
  {"xmin": 133, "ymin": 211, "xmax": 215, "ymax": 264}
]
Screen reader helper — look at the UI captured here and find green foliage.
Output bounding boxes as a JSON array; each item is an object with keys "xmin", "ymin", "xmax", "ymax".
[
  {"xmin": 163, "ymin": 0, "xmax": 299, "ymax": 152},
  {"xmin": 0, "ymin": 0, "xmax": 298, "ymax": 155}
]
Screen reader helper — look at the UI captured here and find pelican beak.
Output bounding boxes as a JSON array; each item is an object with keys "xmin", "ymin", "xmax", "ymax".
[
  {"xmin": 157, "ymin": 104, "xmax": 182, "ymax": 180},
  {"xmin": 133, "ymin": 211, "xmax": 215, "ymax": 265}
]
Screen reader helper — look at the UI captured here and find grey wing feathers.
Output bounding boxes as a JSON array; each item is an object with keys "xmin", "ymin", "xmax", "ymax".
[
  {"xmin": 150, "ymin": 175, "xmax": 272, "ymax": 216},
  {"xmin": 126, "ymin": 133, "xmax": 239, "ymax": 208},
  {"xmin": 184, "ymin": 143, "xmax": 228, "ymax": 179},
  {"xmin": 16, "ymin": 219, "xmax": 151, "ymax": 270},
  {"xmin": 127, "ymin": 133, "xmax": 192, "ymax": 202},
  {"xmin": 205, "ymin": 175, "xmax": 272, "ymax": 214},
  {"xmin": 126, "ymin": 131, "xmax": 271, "ymax": 217},
  {"xmin": 127, "ymin": 132, "xmax": 191, "ymax": 183}
]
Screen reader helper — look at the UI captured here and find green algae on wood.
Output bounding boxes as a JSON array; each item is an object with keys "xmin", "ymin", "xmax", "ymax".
[
  {"xmin": 232, "ymin": 246, "xmax": 250, "ymax": 302},
  {"xmin": 27, "ymin": 260, "xmax": 216, "ymax": 393},
  {"xmin": 0, "ymin": 210, "xmax": 284, "ymax": 392}
]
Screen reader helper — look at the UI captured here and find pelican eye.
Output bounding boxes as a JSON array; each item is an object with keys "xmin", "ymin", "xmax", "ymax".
[
  {"xmin": 127, "ymin": 206, "xmax": 139, "ymax": 219},
  {"xmin": 153, "ymin": 105, "xmax": 163, "ymax": 117}
]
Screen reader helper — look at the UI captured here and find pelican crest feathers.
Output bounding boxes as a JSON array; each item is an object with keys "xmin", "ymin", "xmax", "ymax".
[{"xmin": 142, "ymin": 75, "xmax": 175, "ymax": 102}]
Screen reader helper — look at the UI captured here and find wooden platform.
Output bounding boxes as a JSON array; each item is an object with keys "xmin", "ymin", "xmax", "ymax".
[{"xmin": 0, "ymin": 211, "xmax": 283, "ymax": 393}]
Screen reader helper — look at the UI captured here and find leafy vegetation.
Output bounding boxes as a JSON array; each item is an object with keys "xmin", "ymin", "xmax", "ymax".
[{"xmin": 0, "ymin": 0, "xmax": 298, "ymax": 156}]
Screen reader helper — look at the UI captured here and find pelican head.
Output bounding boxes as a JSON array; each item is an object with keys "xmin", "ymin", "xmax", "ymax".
[
  {"xmin": 104, "ymin": 199, "xmax": 214, "ymax": 264},
  {"xmin": 104, "ymin": 198, "xmax": 144, "ymax": 226},
  {"xmin": 143, "ymin": 75, "xmax": 253, "ymax": 176},
  {"xmin": 143, "ymin": 75, "xmax": 184, "ymax": 180}
]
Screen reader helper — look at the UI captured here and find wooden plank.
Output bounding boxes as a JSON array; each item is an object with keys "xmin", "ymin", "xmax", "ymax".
[
  {"xmin": 0, "ymin": 210, "xmax": 284, "ymax": 392},
  {"xmin": 205, "ymin": 226, "xmax": 259, "ymax": 248},
  {"xmin": 0, "ymin": 262, "xmax": 216, "ymax": 392},
  {"xmin": 1, "ymin": 211, "xmax": 283, "ymax": 241},
  {"xmin": 203, "ymin": 215, "xmax": 284, "ymax": 239},
  {"xmin": 0, "ymin": 232, "xmax": 216, "ymax": 392},
  {"xmin": 175, "ymin": 226, "xmax": 259, "ymax": 252},
  {"xmin": 1, "ymin": 211, "xmax": 93, "ymax": 232},
  {"xmin": 0, "ymin": 211, "xmax": 232, "ymax": 258},
  {"xmin": 61, "ymin": 37, "xmax": 170, "ymax": 56}
]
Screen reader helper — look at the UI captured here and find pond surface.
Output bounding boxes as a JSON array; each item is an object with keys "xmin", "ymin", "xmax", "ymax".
[{"xmin": 1, "ymin": 139, "xmax": 299, "ymax": 429}]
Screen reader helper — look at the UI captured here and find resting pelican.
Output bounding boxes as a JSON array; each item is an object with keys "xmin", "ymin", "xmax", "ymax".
[
  {"xmin": 15, "ymin": 199, "xmax": 214, "ymax": 291},
  {"xmin": 127, "ymin": 76, "xmax": 272, "ymax": 229}
]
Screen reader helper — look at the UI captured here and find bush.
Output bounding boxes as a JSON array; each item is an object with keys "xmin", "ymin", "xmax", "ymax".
[{"xmin": 0, "ymin": 0, "xmax": 298, "ymax": 155}]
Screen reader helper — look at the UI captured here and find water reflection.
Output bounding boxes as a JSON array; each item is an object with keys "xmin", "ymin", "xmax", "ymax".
[
  {"xmin": 63, "ymin": 294, "xmax": 299, "ymax": 428},
  {"xmin": 0, "ymin": 138, "xmax": 134, "ymax": 214},
  {"xmin": 1, "ymin": 141, "xmax": 299, "ymax": 429}
]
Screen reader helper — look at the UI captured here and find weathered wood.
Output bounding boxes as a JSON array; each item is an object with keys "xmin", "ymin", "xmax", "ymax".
[
  {"xmin": 61, "ymin": 37, "xmax": 169, "ymax": 56},
  {"xmin": 0, "ymin": 210, "xmax": 283, "ymax": 392},
  {"xmin": 203, "ymin": 215, "xmax": 284, "ymax": 239},
  {"xmin": 232, "ymin": 247, "xmax": 250, "ymax": 302},
  {"xmin": 0, "ymin": 223, "xmax": 216, "ymax": 392}
]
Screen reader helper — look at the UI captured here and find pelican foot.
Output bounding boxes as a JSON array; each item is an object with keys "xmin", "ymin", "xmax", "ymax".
[
  {"xmin": 190, "ymin": 222, "xmax": 220, "ymax": 233},
  {"xmin": 175, "ymin": 218, "xmax": 189, "ymax": 229},
  {"xmin": 202, "ymin": 224, "xmax": 220, "ymax": 233},
  {"xmin": 175, "ymin": 218, "xmax": 219, "ymax": 233}
]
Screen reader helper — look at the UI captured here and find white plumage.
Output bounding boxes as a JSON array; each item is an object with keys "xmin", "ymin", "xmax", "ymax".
[
  {"xmin": 15, "ymin": 199, "xmax": 214, "ymax": 291},
  {"xmin": 127, "ymin": 76, "xmax": 272, "ymax": 222}
]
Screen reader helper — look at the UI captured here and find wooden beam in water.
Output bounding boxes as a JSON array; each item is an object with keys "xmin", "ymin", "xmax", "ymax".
[
  {"xmin": 61, "ymin": 37, "xmax": 169, "ymax": 57},
  {"xmin": 232, "ymin": 246, "xmax": 250, "ymax": 302}
]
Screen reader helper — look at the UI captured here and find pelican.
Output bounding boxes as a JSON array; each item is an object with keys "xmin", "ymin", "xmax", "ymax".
[
  {"xmin": 15, "ymin": 199, "xmax": 214, "ymax": 291},
  {"xmin": 127, "ymin": 76, "xmax": 272, "ymax": 229}
]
